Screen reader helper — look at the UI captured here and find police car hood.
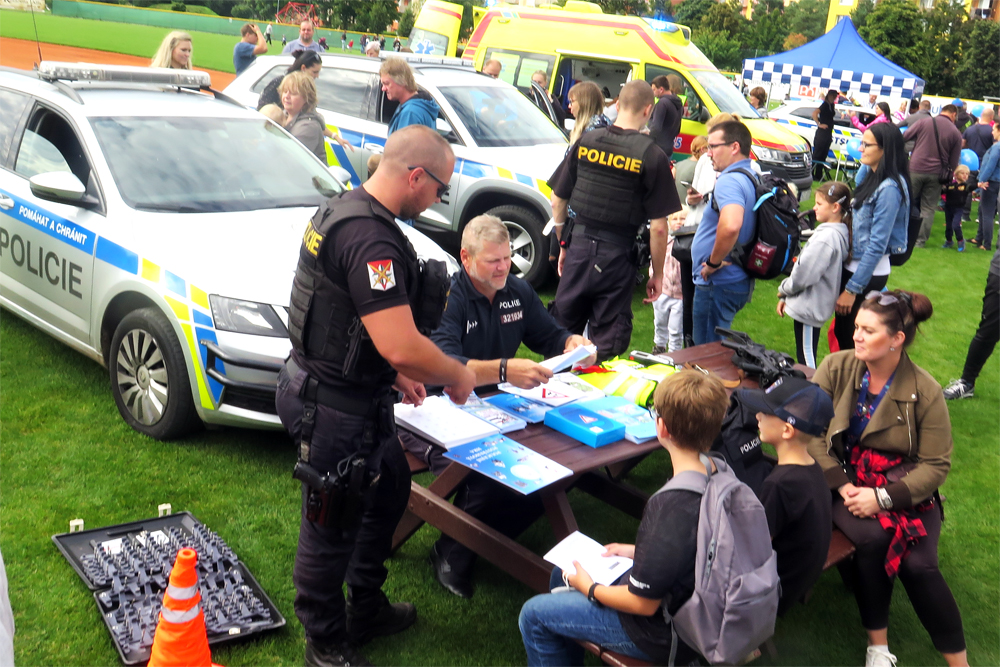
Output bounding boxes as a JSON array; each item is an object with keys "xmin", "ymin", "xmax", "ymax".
[
  {"xmin": 133, "ymin": 208, "xmax": 313, "ymax": 308},
  {"xmin": 470, "ymin": 144, "xmax": 566, "ymax": 183}
]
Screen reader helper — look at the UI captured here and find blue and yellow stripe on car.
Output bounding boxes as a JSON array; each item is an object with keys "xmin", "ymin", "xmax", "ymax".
[
  {"xmin": 324, "ymin": 126, "xmax": 364, "ymax": 187},
  {"xmin": 461, "ymin": 159, "xmax": 552, "ymax": 199}
]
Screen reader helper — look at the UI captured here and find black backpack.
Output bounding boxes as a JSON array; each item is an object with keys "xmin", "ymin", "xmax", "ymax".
[{"xmin": 713, "ymin": 168, "xmax": 802, "ymax": 280}]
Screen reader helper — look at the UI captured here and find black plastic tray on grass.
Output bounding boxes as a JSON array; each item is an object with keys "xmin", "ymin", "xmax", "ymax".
[{"xmin": 52, "ymin": 511, "xmax": 285, "ymax": 665}]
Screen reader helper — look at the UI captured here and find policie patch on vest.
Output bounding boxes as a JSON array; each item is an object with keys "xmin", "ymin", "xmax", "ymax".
[
  {"xmin": 367, "ymin": 260, "xmax": 396, "ymax": 291},
  {"xmin": 577, "ymin": 145, "xmax": 643, "ymax": 173}
]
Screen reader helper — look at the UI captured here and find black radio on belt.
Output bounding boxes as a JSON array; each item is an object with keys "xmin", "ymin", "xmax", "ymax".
[{"xmin": 293, "ymin": 457, "xmax": 381, "ymax": 533}]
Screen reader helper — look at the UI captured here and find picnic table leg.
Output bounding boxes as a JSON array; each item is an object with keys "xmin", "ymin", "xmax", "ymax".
[
  {"xmin": 574, "ymin": 471, "xmax": 649, "ymax": 519},
  {"xmin": 405, "ymin": 481, "xmax": 554, "ymax": 593},
  {"xmin": 391, "ymin": 463, "xmax": 471, "ymax": 552},
  {"xmin": 542, "ymin": 487, "xmax": 579, "ymax": 542}
]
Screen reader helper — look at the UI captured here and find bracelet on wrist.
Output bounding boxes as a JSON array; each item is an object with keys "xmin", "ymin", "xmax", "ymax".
[
  {"xmin": 499, "ymin": 358, "xmax": 508, "ymax": 383},
  {"xmin": 706, "ymin": 258, "xmax": 722, "ymax": 269},
  {"xmin": 876, "ymin": 486, "xmax": 893, "ymax": 511}
]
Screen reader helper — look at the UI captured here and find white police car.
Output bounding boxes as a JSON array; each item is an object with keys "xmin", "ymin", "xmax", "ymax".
[
  {"xmin": 0, "ymin": 63, "xmax": 458, "ymax": 440},
  {"xmin": 768, "ymin": 100, "xmax": 864, "ymax": 166},
  {"xmin": 225, "ymin": 53, "xmax": 569, "ymax": 287}
]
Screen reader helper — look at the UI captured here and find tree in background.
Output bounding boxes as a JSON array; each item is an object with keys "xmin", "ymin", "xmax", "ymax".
[
  {"xmin": 694, "ymin": 31, "xmax": 744, "ymax": 71},
  {"xmin": 398, "ymin": 6, "xmax": 416, "ymax": 37},
  {"xmin": 457, "ymin": 0, "xmax": 485, "ymax": 41},
  {"xmin": 700, "ymin": 0, "xmax": 747, "ymax": 36},
  {"xmin": 357, "ymin": 0, "xmax": 398, "ymax": 33},
  {"xmin": 850, "ymin": 0, "xmax": 874, "ymax": 30},
  {"xmin": 744, "ymin": 0, "xmax": 789, "ymax": 57},
  {"xmin": 918, "ymin": 0, "xmax": 968, "ymax": 96},
  {"xmin": 783, "ymin": 32, "xmax": 808, "ymax": 50},
  {"xmin": 694, "ymin": 0, "xmax": 747, "ymax": 71},
  {"xmin": 596, "ymin": 0, "xmax": 651, "ymax": 14},
  {"xmin": 673, "ymin": 0, "xmax": 715, "ymax": 27},
  {"xmin": 651, "ymin": 0, "xmax": 671, "ymax": 18},
  {"xmin": 953, "ymin": 19, "xmax": 1000, "ymax": 100},
  {"xmin": 785, "ymin": 0, "xmax": 829, "ymax": 41},
  {"xmin": 858, "ymin": 0, "xmax": 923, "ymax": 76}
]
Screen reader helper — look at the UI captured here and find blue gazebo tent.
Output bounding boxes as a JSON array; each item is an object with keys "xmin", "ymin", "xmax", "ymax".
[{"xmin": 741, "ymin": 18, "xmax": 925, "ymax": 99}]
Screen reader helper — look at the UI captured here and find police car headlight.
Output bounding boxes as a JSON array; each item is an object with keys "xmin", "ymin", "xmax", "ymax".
[
  {"xmin": 210, "ymin": 296, "xmax": 289, "ymax": 337},
  {"xmin": 753, "ymin": 146, "xmax": 778, "ymax": 162}
]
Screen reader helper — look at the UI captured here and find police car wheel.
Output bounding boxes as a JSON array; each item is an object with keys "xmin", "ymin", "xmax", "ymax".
[
  {"xmin": 109, "ymin": 307, "xmax": 200, "ymax": 440},
  {"xmin": 485, "ymin": 205, "xmax": 549, "ymax": 288}
]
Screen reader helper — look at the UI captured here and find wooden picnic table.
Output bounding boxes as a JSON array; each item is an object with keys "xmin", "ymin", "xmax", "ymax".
[{"xmin": 390, "ymin": 341, "xmax": 788, "ymax": 593}]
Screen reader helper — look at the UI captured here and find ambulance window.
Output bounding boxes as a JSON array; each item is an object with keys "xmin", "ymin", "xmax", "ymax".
[
  {"xmin": 482, "ymin": 48, "xmax": 555, "ymax": 92},
  {"xmin": 315, "ymin": 68, "xmax": 370, "ymax": 119},
  {"xmin": 408, "ymin": 28, "xmax": 449, "ymax": 56},
  {"xmin": 15, "ymin": 108, "xmax": 91, "ymax": 186},
  {"xmin": 0, "ymin": 89, "xmax": 30, "ymax": 166},
  {"xmin": 644, "ymin": 66, "xmax": 708, "ymax": 123}
]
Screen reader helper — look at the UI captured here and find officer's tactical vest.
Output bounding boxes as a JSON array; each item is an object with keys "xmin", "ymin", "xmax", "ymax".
[
  {"xmin": 287, "ymin": 195, "xmax": 420, "ymax": 386},
  {"xmin": 568, "ymin": 128, "xmax": 654, "ymax": 235}
]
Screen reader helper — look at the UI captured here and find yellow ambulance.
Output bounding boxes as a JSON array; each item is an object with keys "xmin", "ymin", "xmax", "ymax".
[{"xmin": 410, "ymin": 0, "xmax": 814, "ymax": 197}]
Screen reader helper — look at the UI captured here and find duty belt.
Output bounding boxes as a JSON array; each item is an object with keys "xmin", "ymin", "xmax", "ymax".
[
  {"xmin": 573, "ymin": 224, "xmax": 636, "ymax": 248},
  {"xmin": 285, "ymin": 355, "xmax": 389, "ymax": 417}
]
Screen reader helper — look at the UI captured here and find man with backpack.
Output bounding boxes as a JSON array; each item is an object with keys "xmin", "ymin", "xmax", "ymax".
[
  {"xmin": 691, "ymin": 120, "xmax": 758, "ymax": 344},
  {"xmin": 518, "ymin": 370, "xmax": 778, "ymax": 666}
]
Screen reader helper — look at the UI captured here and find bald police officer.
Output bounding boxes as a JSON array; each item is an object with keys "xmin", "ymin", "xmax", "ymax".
[
  {"xmin": 548, "ymin": 80, "xmax": 681, "ymax": 361},
  {"xmin": 276, "ymin": 125, "xmax": 476, "ymax": 667}
]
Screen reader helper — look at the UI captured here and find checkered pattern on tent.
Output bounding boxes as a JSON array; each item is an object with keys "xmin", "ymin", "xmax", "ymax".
[{"xmin": 741, "ymin": 60, "xmax": 925, "ymax": 99}]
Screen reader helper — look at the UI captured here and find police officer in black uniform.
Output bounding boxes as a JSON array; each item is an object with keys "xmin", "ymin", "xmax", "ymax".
[
  {"xmin": 419, "ymin": 214, "xmax": 595, "ymax": 598},
  {"xmin": 549, "ymin": 80, "xmax": 681, "ymax": 362},
  {"xmin": 276, "ymin": 125, "xmax": 476, "ymax": 667}
]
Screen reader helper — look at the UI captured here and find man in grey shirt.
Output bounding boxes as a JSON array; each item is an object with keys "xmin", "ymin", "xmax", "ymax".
[
  {"xmin": 904, "ymin": 105, "xmax": 963, "ymax": 247},
  {"xmin": 282, "ymin": 20, "xmax": 325, "ymax": 54}
]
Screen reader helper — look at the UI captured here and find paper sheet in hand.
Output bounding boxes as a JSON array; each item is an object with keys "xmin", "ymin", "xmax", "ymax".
[
  {"xmin": 394, "ymin": 395, "xmax": 499, "ymax": 449},
  {"xmin": 539, "ymin": 345, "xmax": 597, "ymax": 373},
  {"xmin": 543, "ymin": 531, "xmax": 633, "ymax": 586}
]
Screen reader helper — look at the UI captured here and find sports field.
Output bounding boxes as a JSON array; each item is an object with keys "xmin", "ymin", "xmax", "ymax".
[{"xmin": 0, "ymin": 8, "xmax": 998, "ymax": 667}]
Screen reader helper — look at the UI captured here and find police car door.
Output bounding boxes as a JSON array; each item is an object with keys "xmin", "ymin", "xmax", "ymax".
[
  {"xmin": 313, "ymin": 66, "xmax": 374, "ymax": 187},
  {"xmin": 0, "ymin": 97, "xmax": 97, "ymax": 345}
]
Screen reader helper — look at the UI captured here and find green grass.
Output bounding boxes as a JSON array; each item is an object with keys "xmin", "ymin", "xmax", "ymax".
[
  {"xmin": 0, "ymin": 8, "xmax": 284, "ymax": 72},
  {"xmin": 2, "ymin": 191, "xmax": 997, "ymax": 665}
]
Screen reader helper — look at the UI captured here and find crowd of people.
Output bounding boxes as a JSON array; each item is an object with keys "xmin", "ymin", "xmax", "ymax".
[{"xmin": 136, "ymin": 30, "xmax": 993, "ymax": 665}]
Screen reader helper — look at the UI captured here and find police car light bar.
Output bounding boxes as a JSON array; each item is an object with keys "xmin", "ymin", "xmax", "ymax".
[{"xmin": 38, "ymin": 62, "xmax": 211, "ymax": 88}]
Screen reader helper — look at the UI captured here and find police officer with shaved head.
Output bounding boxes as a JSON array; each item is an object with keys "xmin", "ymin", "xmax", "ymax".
[
  {"xmin": 277, "ymin": 125, "xmax": 476, "ymax": 667},
  {"xmin": 548, "ymin": 80, "xmax": 681, "ymax": 361}
]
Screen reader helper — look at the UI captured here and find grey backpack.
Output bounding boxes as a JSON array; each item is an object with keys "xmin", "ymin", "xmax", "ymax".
[{"xmin": 655, "ymin": 453, "xmax": 779, "ymax": 665}]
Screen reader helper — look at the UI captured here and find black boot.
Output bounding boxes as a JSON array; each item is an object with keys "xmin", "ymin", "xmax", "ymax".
[
  {"xmin": 346, "ymin": 588, "xmax": 416, "ymax": 645},
  {"xmin": 304, "ymin": 638, "xmax": 372, "ymax": 667}
]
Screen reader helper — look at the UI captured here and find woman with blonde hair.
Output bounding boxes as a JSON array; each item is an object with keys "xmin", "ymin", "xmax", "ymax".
[
  {"xmin": 280, "ymin": 71, "xmax": 327, "ymax": 162},
  {"xmin": 151, "ymin": 31, "xmax": 193, "ymax": 69},
  {"xmin": 566, "ymin": 81, "xmax": 609, "ymax": 146}
]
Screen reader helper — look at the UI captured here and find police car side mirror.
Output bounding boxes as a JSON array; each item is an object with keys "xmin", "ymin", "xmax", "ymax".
[
  {"xmin": 29, "ymin": 171, "xmax": 88, "ymax": 205},
  {"xmin": 327, "ymin": 165, "xmax": 352, "ymax": 186}
]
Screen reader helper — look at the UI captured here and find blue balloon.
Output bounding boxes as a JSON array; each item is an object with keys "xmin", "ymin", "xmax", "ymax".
[
  {"xmin": 960, "ymin": 148, "xmax": 980, "ymax": 171},
  {"xmin": 845, "ymin": 137, "xmax": 863, "ymax": 159},
  {"xmin": 970, "ymin": 104, "xmax": 985, "ymax": 117}
]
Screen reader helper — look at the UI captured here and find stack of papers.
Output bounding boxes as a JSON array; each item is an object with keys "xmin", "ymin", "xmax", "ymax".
[
  {"xmin": 543, "ymin": 531, "xmax": 633, "ymax": 586},
  {"xmin": 444, "ymin": 435, "xmax": 573, "ymax": 495},
  {"xmin": 497, "ymin": 378, "xmax": 587, "ymax": 406},
  {"xmin": 394, "ymin": 396, "xmax": 499, "ymax": 450},
  {"xmin": 539, "ymin": 345, "xmax": 597, "ymax": 373},
  {"xmin": 483, "ymin": 394, "xmax": 552, "ymax": 423},
  {"xmin": 458, "ymin": 400, "xmax": 528, "ymax": 434}
]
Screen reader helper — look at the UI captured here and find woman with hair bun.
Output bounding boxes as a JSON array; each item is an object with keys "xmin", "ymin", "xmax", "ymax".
[
  {"xmin": 256, "ymin": 49, "xmax": 323, "ymax": 110},
  {"xmin": 833, "ymin": 122, "xmax": 911, "ymax": 350},
  {"xmin": 809, "ymin": 290, "xmax": 968, "ymax": 667}
]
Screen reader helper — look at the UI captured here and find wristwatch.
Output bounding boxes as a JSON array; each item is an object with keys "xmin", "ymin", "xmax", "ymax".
[
  {"xmin": 706, "ymin": 258, "xmax": 722, "ymax": 269},
  {"xmin": 587, "ymin": 582, "xmax": 603, "ymax": 607}
]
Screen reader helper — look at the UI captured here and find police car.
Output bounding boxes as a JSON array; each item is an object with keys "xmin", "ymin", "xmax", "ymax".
[
  {"xmin": 0, "ymin": 63, "xmax": 459, "ymax": 440},
  {"xmin": 768, "ymin": 101, "xmax": 864, "ymax": 164},
  {"xmin": 225, "ymin": 52, "xmax": 569, "ymax": 287}
]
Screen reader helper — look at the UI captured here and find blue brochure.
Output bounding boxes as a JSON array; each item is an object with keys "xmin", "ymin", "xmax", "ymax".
[
  {"xmin": 483, "ymin": 393, "xmax": 552, "ymax": 423},
  {"xmin": 581, "ymin": 396, "xmax": 657, "ymax": 444},
  {"xmin": 444, "ymin": 435, "xmax": 573, "ymax": 495},
  {"xmin": 544, "ymin": 404, "xmax": 627, "ymax": 448}
]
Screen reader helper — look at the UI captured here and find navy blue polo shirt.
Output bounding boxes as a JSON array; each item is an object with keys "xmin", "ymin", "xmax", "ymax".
[{"xmin": 431, "ymin": 268, "xmax": 571, "ymax": 364}]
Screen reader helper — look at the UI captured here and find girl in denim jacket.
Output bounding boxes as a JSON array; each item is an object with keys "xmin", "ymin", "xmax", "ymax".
[{"xmin": 833, "ymin": 124, "xmax": 911, "ymax": 350}]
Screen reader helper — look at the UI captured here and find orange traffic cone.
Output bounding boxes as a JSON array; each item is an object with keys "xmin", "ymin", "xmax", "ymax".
[{"xmin": 148, "ymin": 547, "xmax": 214, "ymax": 667}]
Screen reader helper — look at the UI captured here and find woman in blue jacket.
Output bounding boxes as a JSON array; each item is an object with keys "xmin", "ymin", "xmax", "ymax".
[{"xmin": 832, "ymin": 123, "xmax": 910, "ymax": 350}]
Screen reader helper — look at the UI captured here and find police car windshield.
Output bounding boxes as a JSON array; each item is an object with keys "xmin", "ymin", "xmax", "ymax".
[
  {"xmin": 689, "ymin": 71, "xmax": 758, "ymax": 117},
  {"xmin": 438, "ymin": 86, "xmax": 567, "ymax": 148},
  {"xmin": 91, "ymin": 117, "xmax": 341, "ymax": 212}
]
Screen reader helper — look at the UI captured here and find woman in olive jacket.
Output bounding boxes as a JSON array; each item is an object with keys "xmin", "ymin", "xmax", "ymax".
[{"xmin": 808, "ymin": 289, "xmax": 967, "ymax": 667}]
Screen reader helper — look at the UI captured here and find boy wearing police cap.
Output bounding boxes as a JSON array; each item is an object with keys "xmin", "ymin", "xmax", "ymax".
[
  {"xmin": 738, "ymin": 376, "xmax": 835, "ymax": 616},
  {"xmin": 548, "ymin": 80, "xmax": 681, "ymax": 362},
  {"xmin": 276, "ymin": 125, "xmax": 476, "ymax": 667}
]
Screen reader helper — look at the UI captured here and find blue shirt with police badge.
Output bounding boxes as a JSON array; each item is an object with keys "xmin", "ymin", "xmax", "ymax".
[
  {"xmin": 691, "ymin": 158, "xmax": 757, "ymax": 286},
  {"xmin": 431, "ymin": 269, "xmax": 571, "ymax": 367}
]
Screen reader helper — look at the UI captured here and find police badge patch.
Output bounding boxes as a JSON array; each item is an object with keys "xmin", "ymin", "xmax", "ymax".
[{"xmin": 367, "ymin": 260, "xmax": 396, "ymax": 291}]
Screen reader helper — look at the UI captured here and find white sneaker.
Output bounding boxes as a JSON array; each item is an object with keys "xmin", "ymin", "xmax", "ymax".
[{"xmin": 865, "ymin": 646, "xmax": 898, "ymax": 667}]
